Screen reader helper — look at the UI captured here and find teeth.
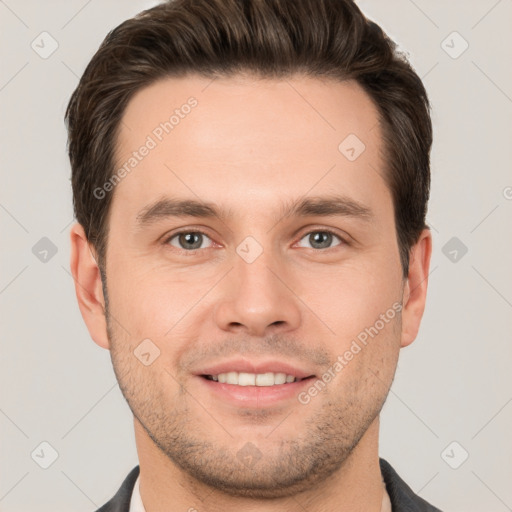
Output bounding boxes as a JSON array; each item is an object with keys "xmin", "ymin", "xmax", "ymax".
[{"xmin": 209, "ymin": 372, "xmax": 297, "ymax": 386}]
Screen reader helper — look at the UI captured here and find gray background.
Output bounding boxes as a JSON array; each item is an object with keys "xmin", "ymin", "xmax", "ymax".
[{"xmin": 1, "ymin": 0, "xmax": 511, "ymax": 510}]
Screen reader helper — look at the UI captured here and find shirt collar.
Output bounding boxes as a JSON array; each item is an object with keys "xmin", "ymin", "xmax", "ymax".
[{"xmin": 129, "ymin": 473, "xmax": 146, "ymax": 512}]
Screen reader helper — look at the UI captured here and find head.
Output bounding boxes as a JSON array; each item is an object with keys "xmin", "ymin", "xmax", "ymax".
[{"xmin": 67, "ymin": 0, "xmax": 432, "ymax": 499}]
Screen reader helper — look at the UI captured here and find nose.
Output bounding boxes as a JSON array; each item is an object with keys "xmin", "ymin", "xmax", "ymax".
[{"xmin": 213, "ymin": 246, "xmax": 302, "ymax": 338}]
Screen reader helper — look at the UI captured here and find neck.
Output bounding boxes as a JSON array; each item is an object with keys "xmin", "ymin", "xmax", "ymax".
[{"xmin": 134, "ymin": 416, "xmax": 385, "ymax": 512}]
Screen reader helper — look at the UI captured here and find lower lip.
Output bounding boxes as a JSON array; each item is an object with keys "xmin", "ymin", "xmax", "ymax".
[{"xmin": 197, "ymin": 376, "xmax": 314, "ymax": 407}]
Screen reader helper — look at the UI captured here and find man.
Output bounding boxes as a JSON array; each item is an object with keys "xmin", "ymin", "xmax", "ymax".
[{"xmin": 66, "ymin": 0, "xmax": 441, "ymax": 510}]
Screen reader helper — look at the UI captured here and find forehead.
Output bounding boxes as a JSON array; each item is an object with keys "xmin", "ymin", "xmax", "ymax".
[{"xmin": 111, "ymin": 74, "xmax": 389, "ymax": 223}]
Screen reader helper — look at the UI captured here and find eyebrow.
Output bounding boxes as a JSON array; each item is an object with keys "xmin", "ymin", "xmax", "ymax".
[{"xmin": 135, "ymin": 194, "xmax": 374, "ymax": 228}]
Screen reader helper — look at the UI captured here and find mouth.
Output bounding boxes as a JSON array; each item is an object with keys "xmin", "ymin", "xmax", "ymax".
[
  {"xmin": 194, "ymin": 360, "xmax": 317, "ymax": 407},
  {"xmin": 201, "ymin": 372, "xmax": 313, "ymax": 386}
]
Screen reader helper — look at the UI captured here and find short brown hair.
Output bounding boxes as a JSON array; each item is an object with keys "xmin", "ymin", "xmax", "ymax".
[{"xmin": 65, "ymin": 0, "xmax": 432, "ymax": 278}]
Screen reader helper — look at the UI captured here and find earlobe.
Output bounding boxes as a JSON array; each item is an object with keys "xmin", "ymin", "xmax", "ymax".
[
  {"xmin": 400, "ymin": 229, "xmax": 432, "ymax": 348},
  {"xmin": 69, "ymin": 223, "xmax": 110, "ymax": 350}
]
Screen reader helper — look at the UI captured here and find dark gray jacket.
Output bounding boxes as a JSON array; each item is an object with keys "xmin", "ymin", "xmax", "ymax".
[{"xmin": 96, "ymin": 458, "xmax": 443, "ymax": 511}]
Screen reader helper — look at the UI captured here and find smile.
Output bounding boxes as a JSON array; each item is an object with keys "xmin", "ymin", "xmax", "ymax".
[{"xmin": 203, "ymin": 372, "xmax": 305, "ymax": 386}]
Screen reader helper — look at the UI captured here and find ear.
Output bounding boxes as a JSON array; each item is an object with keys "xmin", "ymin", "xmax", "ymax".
[
  {"xmin": 400, "ymin": 228, "xmax": 432, "ymax": 348},
  {"xmin": 69, "ymin": 222, "xmax": 110, "ymax": 349}
]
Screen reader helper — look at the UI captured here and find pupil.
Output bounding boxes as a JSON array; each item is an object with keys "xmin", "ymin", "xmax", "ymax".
[
  {"xmin": 181, "ymin": 232, "xmax": 201, "ymax": 249},
  {"xmin": 311, "ymin": 232, "xmax": 331, "ymax": 249}
]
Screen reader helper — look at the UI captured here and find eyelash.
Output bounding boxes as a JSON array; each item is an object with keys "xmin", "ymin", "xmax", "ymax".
[{"xmin": 163, "ymin": 228, "xmax": 349, "ymax": 253}]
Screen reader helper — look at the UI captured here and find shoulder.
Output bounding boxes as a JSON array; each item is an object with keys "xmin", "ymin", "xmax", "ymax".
[
  {"xmin": 94, "ymin": 465, "xmax": 140, "ymax": 512},
  {"xmin": 379, "ymin": 458, "xmax": 443, "ymax": 512}
]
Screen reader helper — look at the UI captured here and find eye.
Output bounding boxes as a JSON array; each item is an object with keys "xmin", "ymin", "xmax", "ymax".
[
  {"xmin": 166, "ymin": 231, "xmax": 213, "ymax": 251},
  {"xmin": 296, "ymin": 230, "xmax": 345, "ymax": 250}
]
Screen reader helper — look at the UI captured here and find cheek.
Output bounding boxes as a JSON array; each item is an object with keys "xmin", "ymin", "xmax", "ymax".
[
  {"xmin": 323, "ymin": 308, "xmax": 401, "ymax": 407},
  {"xmin": 106, "ymin": 258, "xmax": 214, "ymax": 339},
  {"xmin": 299, "ymin": 254, "xmax": 402, "ymax": 343}
]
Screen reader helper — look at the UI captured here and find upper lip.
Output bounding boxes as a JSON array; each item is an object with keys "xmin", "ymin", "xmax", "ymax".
[{"xmin": 194, "ymin": 358, "xmax": 316, "ymax": 379}]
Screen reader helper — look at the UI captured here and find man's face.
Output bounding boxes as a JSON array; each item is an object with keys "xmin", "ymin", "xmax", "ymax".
[{"xmin": 102, "ymin": 75, "xmax": 406, "ymax": 497}]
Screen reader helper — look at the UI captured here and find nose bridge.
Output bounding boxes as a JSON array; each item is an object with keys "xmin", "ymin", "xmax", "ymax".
[
  {"xmin": 213, "ymin": 233, "xmax": 302, "ymax": 336},
  {"xmin": 236, "ymin": 237, "xmax": 281, "ymax": 294},
  {"xmin": 234, "ymin": 235, "xmax": 286, "ymax": 308}
]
